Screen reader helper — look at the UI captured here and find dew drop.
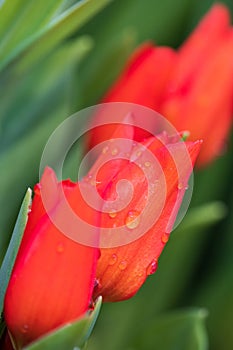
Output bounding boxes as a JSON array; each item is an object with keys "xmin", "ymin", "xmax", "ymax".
[
  {"xmin": 125, "ymin": 210, "xmax": 140, "ymax": 230},
  {"xmin": 161, "ymin": 233, "xmax": 169, "ymax": 244},
  {"xmin": 21, "ymin": 325, "xmax": 29, "ymax": 334},
  {"xmin": 118, "ymin": 260, "xmax": 127, "ymax": 270},
  {"xmin": 136, "ymin": 151, "xmax": 142, "ymax": 157},
  {"xmin": 56, "ymin": 242, "xmax": 64, "ymax": 253},
  {"xmin": 102, "ymin": 146, "xmax": 109, "ymax": 154},
  {"xmin": 108, "ymin": 210, "xmax": 117, "ymax": 218},
  {"xmin": 109, "ymin": 254, "xmax": 117, "ymax": 266},
  {"xmin": 111, "ymin": 148, "xmax": 118, "ymax": 156},
  {"xmin": 146, "ymin": 259, "xmax": 158, "ymax": 275},
  {"xmin": 90, "ymin": 179, "xmax": 101, "ymax": 186},
  {"xmin": 177, "ymin": 182, "xmax": 183, "ymax": 190},
  {"xmin": 137, "ymin": 270, "xmax": 144, "ymax": 277},
  {"xmin": 144, "ymin": 161, "xmax": 151, "ymax": 167}
]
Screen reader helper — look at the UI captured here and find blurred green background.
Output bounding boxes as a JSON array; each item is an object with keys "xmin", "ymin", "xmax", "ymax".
[{"xmin": 0, "ymin": 0, "xmax": 233, "ymax": 349}]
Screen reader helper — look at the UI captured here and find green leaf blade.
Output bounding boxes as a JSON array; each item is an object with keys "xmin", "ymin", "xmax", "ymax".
[
  {"xmin": 0, "ymin": 0, "xmax": 64, "ymax": 68},
  {"xmin": 133, "ymin": 308, "xmax": 208, "ymax": 350},
  {"xmin": 24, "ymin": 297, "xmax": 102, "ymax": 350},
  {"xmin": 0, "ymin": 0, "xmax": 112, "ymax": 71}
]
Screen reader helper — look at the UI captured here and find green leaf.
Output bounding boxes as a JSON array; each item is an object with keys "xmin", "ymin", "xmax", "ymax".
[
  {"xmin": 195, "ymin": 262, "xmax": 233, "ymax": 350},
  {"xmin": 0, "ymin": 0, "xmax": 65, "ymax": 70},
  {"xmin": 137, "ymin": 201, "xmax": 227, "ymax": 313},
  {"xmin": 0, "ymin": 188, "xmax": 31, "ymax": 313},
  {"xmin": 193, "ymin": 179, "xmax": 233, "ymax": 350},
  {"xmin": 133, "ymin": 309, "xmax": 208, "ymax": 350},
  {"xmin": 140, "ymin": 201, "xmax": 227, "ymax": 312},
  {"xmin": 6, "ymin": 0, "xmax": 112, "ymax": 72},
  {"xmin": 191, "ymin": 134, "xmax": 233, "ymax": 207},
  {"xmin": 177, "ymin": 201, "xmax": 227, "ymax": 234},
  {"xmin": 23, "ymin": 297, "xmax": 102, "ymax": 350},
  {"xmin": 0, "ymin": 35, "xmax": 93, "ymax": 149}
]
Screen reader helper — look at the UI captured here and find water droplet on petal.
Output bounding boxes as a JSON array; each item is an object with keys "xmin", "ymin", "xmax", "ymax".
[
  {"xmin": 137, "ymin": 270, "xmax": 144, "ymax": 277},
  {"xmin": 102, "ymin": 146, "xmax": 109, "ymax": 154},
  {"xmin": 161, "ymin": 233, "xmax": 169, "ymax": 244},
  {"xmin": 178, "ymin": 182, "xmax": 183, "ymax": 190},
  {"xmin": 108, "ymin": 210, "xmax": 117, "ymax": 218},
  {"xmin": 125, "ymin": 210, "xmax": 140, "ymax": 230},
  {"xmin": 136, "ymin": 151, "xmax": 142, "ymax": 157},
  {"xmin": 111, "ymin": 148, "xmax": 118, "ymax": 156},
  {"xmin": 109, "ymin": 254, "xmax": 117, "ymax": 265},
  {"xmin": 21, "ymin": 325, "xmax": 29, "ymax": 334},
  {"xmin": 144, "ymin": 161, "xmax": 151, "ymax": 167},
  {"xmin": 57, "ymin": 242, "xmax": 64, "ymax": 253},
  {"xmin": 118, "ymin": 260, "xmax": 127, "ymax": 270},
  {"xmin": 146, "ymin": 259, "xmax": 158, "ymax": 275}
]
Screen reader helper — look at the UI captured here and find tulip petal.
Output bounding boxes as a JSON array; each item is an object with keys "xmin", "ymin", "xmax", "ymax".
[
  {"xmin": 167, "ymin": 4, "xmax": 231, "ymax": 95},
  {"xmin": 94, "ymin": 139, "xmax": 201, "ymax": 301}
]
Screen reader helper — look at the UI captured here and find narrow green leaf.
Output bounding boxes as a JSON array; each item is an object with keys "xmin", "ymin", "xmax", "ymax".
[
  {"xmin": 1, "ymin": 0, "xmax": 112, "ymax": 71},
  {"xmin": 0, "ymin": 35, "xmax": 93, "ymax": 146},
  {"xmin": 136, "ymin": 201, "xmax": 227, "ymax": 313},
  {"xmin": 24, "ymin": 297, "xmax": 102, "ymax": 350},
  {"xmin": 0, "ymin": 0, "xmax": 64, "ymax": 69},
  {"xmin": 0, "ymin": 188, "xmax": 31, "ymax": 313},
  {"xmin": 133, "ymin": 309, "xmax": 208, "ymax": 350},
  {"xmin": 177, "ymin": 201, "xmax": 227, "ymax": 234}
]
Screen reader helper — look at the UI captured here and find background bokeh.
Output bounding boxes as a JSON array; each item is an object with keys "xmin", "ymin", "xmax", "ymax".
[{"xmin": 0, "ymin": 1, "xmax": 233, "ymax": 349}]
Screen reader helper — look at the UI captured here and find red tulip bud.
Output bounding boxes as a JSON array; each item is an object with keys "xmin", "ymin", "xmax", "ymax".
[{"xmin": 4, "ymin": 168, "xmax": 99, "ymax": 348}]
